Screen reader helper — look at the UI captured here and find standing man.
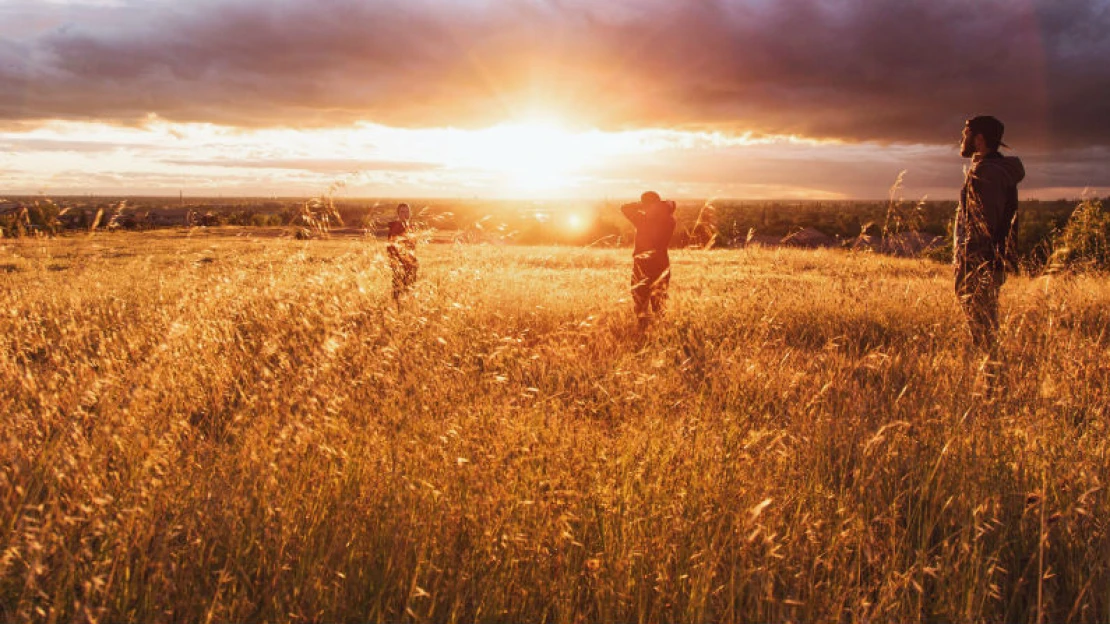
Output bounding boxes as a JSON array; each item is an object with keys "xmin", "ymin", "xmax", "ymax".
[
  {"xmin": 955, "ymin": 115, "xmax": 1025, "ymax": 353},
  {"xmin": 387, "ymin": 202, "xmax": 419, "ymax": 301},
  {"xmin": 621, "ymin": 191, "xmax": 677, "ymax": 330}
]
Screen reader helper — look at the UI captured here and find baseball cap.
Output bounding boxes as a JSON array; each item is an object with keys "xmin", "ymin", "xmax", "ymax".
[{"xmin": 965, "ymin": 115, "xmax": 1008, "ymax": 148}]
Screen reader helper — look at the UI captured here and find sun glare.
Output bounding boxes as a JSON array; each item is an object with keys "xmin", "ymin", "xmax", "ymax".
[
  {"xmin": 468, "ymin": 121, "xmax": 582, "ymax": 194},
  {"xmin": 2, "ymin": 117, "xmax": 847, "ymax": 198},
  {"xmin": 434, "ymin": 118, "xmax": 638, "ymax": 197}
]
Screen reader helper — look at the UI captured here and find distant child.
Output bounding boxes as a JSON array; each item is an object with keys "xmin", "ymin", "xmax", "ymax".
[
  {"xmin": 621, "ymin": 191, "xmax": 677, "ymax": 330},
  {"xmin": 387, "ymin": 203, "xmax": 419, "ymax": 301}
]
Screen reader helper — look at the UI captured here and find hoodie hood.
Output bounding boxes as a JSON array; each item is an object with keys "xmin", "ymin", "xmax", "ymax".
[{"xmin": 973, "ymin": 153, "xmax": 1025, "ymax": 186}]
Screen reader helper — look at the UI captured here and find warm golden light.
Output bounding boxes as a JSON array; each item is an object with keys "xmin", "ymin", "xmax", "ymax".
[
  {"xmin": 462, "ymin": 120, "xmax": 586, "ymax": 194},
  {"xmin": 2, "ymin": 118, "xmax": 898, "ymax": 200}
]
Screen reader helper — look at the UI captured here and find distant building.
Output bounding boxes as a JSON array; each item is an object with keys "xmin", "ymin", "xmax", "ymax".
[
  {"xmin": 781, "ymin": 227, "xmax": 836, "ymax": 248},
  {"xmin": 849, "ymin": 231, "xmax": 945, "ymax": 257},
  {"xmin": 741, "ymin": 234, "xmax": 783, "ymax": 248}
]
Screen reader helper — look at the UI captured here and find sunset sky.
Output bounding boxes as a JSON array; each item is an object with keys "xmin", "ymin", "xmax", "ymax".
[{"xmin": 2, "ymin": 0, "xmax": 1109, "ymax": 200}]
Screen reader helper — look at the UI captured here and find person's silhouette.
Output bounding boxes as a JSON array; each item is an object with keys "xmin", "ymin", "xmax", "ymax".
[
  {"xmin": 621, "ymin": 191, "xmax": 677, "ymax": 330},
  {"xmin": 954, "ymin": 116, "xmax": 1024, "ymax": 355},
  {"xmin": 387, "ymin": 203, "xmax": 419, "ymax": 301}
]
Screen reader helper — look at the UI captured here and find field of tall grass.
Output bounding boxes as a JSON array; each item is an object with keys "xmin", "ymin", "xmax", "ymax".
[{"xmin": 1, "ymin": 230, "xmax": 1108, "ymax": 623}]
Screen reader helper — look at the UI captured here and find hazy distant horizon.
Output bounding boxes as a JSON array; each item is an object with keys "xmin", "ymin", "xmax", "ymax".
[{"xmin": 2, "ymin": 190, "xmax": 1105, "ymax": 204}]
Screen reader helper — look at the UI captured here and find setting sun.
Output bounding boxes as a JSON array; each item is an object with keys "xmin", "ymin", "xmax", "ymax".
[
  {"xmin": 427, "ymin": 118, "xmax": 657, "ymax": 197},
  {"xmin": 452, "ymin": 120, "xmax": 591, "ymax": 195}
]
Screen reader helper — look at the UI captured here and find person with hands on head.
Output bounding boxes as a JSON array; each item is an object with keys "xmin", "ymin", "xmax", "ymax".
[{"xmin": 621, "ymin": 191, "xmax": 677, "ymax": 331}]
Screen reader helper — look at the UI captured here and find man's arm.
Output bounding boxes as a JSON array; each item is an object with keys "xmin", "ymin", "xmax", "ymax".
[
  {"xmin": 1004, "ymin": 209, "xmax": 1020, "ymax": 269},
  {"xmin": 621, "ymin": 202, "xmax": 644, "ymax": 227},
  {"xmin": 970, "ymin": 166, "xmax": 1016, "ymax": 252}
]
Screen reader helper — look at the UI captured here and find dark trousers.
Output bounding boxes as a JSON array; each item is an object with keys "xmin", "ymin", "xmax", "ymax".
[
  {"xmin": 632, "ymin": 263, "xmax": 670, "ymax": 327},
  {"xmin": 955, "ymin": 257, "xmax": 1005, "ymax": 352},
  {"xmin": 388, "ymin": 247, "xmax": 419, "ymax": 300}
]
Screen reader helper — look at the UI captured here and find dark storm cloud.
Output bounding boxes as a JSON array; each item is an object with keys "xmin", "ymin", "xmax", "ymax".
[{"xmin": 2, "ymin": 0, "xmax": 1109, "ymax": 148}]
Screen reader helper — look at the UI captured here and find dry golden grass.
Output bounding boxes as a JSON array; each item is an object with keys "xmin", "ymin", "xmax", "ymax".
[{"xmin": 1, "ymin": 230, "xmax": 1108, "ymax": 623}]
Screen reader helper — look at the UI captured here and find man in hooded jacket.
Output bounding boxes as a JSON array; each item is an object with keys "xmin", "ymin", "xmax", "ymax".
[{"xmin": 955, "ymin": 115, "xmax": 1026, "ymax": 352}]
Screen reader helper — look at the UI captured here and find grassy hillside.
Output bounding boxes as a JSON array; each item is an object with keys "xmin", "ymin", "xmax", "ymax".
[{"xmin": 1, "ymin": 232, "xmax": 1107, "ymax": 622}]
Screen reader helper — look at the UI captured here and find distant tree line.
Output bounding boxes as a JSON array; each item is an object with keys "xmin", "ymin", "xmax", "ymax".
[{"xmin": 3, "ymin": 194, "xmax": 1108, "ymax": 270}]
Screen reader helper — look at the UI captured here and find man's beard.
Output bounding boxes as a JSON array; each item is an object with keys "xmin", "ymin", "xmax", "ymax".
[{"xmin": 959, "ymin": 137, "xmax": 974, "ymax": 158}]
